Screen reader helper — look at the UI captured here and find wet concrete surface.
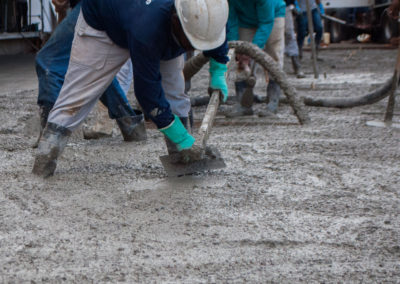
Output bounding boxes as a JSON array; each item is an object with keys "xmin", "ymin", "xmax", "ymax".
[{"xmin": 0, "ymin": 48, "xmax": 400, "ymax": 282}]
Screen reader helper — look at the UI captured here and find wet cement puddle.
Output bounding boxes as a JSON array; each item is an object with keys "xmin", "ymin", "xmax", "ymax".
[{"xmin": 125, "ymin": 176, "xmax": 227, "ymax": 193}]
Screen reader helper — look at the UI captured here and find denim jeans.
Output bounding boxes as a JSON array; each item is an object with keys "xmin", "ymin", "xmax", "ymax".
[
  {"xmin": 296, "ymin": 8, "xmax": 323, "ymax": 50},
  {"xmin": 35, "ymin": 2, "xmax": 135, "ymax": 119}
]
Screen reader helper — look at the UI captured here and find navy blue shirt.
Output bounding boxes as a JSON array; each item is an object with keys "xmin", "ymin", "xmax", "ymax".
[{"xmin": 82, "ymin": 0, "xmax": 228, "ymax": 128}]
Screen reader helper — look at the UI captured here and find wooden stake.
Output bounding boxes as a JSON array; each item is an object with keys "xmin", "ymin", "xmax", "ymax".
[{"xmin": 305, "ymin": 0, "xmax": 319, "ymax": 79}]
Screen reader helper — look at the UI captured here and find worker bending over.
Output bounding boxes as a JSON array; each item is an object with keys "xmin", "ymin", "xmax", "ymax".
[
  {"xmin": 35, "ymin": 0, "xmax": 146, "ymax": 146},
  {"xmin": 32, "ymin": 0, "xmax": 229, "ymax": 178}
]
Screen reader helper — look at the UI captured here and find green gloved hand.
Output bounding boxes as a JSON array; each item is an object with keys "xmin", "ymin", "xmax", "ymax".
[
  {"xmin": 209, "ymin": 58, "xmax": 228, "ymax": 102},
  {"xmin": 159, "ymin": 115, "xmax": 195, "ymax": 151}
]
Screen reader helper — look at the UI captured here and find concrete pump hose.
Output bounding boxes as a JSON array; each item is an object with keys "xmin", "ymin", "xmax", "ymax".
[
  {"xmin": 228, "ymin": 41, "xmax": 310, "ymax": 125},
  {"xmin": 303, "ymin": 74, "xmax": 396, "ymax": 108},
  {"xmin": 183, "ymin": 41, "xmax": 310, "ymax": 125}
]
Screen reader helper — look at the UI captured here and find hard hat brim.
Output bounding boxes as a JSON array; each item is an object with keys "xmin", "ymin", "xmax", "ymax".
[{"xmin": 184, "ymin": 27, "xmax": 226, "ymax": 51}]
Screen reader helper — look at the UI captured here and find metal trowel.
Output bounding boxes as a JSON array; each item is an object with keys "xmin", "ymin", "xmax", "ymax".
[{"xmin": 160, "ymin": 90, "xmax": 226, "ymax": 176}]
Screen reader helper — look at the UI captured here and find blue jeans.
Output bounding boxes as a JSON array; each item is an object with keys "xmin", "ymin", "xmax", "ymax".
[
  {"xmin": 35, "ymin": 2, "xmax": 135, "ymax": 119},
  {"xmin": 296, "ymin": 9, "xmax": 323, "ymax": 51}
]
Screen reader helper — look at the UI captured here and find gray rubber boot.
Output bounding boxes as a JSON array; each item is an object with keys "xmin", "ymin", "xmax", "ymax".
[
  {"xmin": 116, "ymin": 110, "xmax": 147, "ymax": 142},
  {"xmin": 266, "ymin": 80, "xmax": 282, "ymax": 114},
  {"xmin": 32, "ymin": 105, "xmax": 52, "ymax": 148},
  {"xmin": 224, "ymin": 81, "xmax": 253, "ymax": 118},
  {"xmin": 164, "ymin": 117, "xmax": 191, "ymax": 155},
  {"xmin": 291, "ymin": 56, "xmax": 306, "ymax": 79},
  {"xmin": 32, "ymin": 123, "xmax": 71, "ymax": 178}
]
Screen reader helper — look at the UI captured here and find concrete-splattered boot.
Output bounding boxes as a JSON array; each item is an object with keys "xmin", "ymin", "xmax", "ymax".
[
  {"xmin": 262, "ymin": 80, "xmax": 282, "ymax": 115},
  {"xmin": 32, "ymin": 123, "xmax": 71, "ymax": 178},
  {"xmin": 291, "ymin": 56, "xmax": 306, "ymax": 79},
  {"xmin": 116, "ymin": 110, "xmax": 147, "ymax": 142},
  {"xmin": 32, "ymin": 105, "xmax": 52, "ymax": 148},
  {"xmin": 224, "ymin": 81, "xmax": 254, "ymax": 118}
]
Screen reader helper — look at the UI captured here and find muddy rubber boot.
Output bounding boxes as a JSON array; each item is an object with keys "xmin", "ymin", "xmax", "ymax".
[
  {"xmin": 116, "ymin": 110, "xmax": 147, "ymax": 142},
  {"xmin": 291, "ymin": 56, "xmax": 306, "ymax": 79},
  {"xmin": 265, "ymin": 80, "xmax": 282, "ymax": 114},
  {"xmin": 32, "ymin": 123, "xmax": 71, "ymax": 178},
  {"xmin": 234, "ymin": 80, "xmax": 246, "ymax": 103},
  {"xmin": 165, "ymin": 117, "xmax": 191, "ymax": 155},
  {"xmin": 32, "ymin": 105, "xmax": 52, "ymax": 148},
  {"xmin": 224, "ymin": 81, "xmax": 254, "ymax": 118}
]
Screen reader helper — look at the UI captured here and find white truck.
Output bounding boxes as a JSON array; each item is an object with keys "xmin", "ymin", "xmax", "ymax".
[{"xmin": 321, "ymin": 0, "xmax": 397, "ymax": 43}]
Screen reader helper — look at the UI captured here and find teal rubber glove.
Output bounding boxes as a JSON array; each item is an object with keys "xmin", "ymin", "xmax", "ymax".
[
  {"xmin": 209, "ymin": 58, "xmax": 228, "ymax": 103},
  {"xmin": 318, "ymin": 3, "xmax": 325, "ymax": 15},
  {"xmin": 159, "ymin": 115, "xmax": 195, "ymax": 151}
]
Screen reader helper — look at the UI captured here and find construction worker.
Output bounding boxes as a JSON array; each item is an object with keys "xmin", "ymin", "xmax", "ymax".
[
  {"xmin": 32, "ymin": 0, "xmax": 229, "ymax": 178},
  {"xmin": 295, "ymin": 0, "xmax": 324, "ymax": 60},
  {"xmin": 285, "ymin": 0, "xmax": 306, "ymax": 78},
  {"xmin": 35, "ymin": 0, "xmax": 146, "ymax": 147},
  {"xmin": 226, "ymin": 0, "xmax": 287, "ymax": 117}
]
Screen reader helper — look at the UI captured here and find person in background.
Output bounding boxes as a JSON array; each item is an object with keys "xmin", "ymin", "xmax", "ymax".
[
  {"xmin": 16, "ymin": 0, "xmax": 28, "ymax": 31},
  {"xmin": 285, "ymin": 0, "xmax": 306, "ymax": 78},
  {"xmin": 227, "ymin": 0, "xmax": 287, "ymax": 117},
  {"xmin": 295, "ymin": 0, "xmax": 324, "ymax": 60}
]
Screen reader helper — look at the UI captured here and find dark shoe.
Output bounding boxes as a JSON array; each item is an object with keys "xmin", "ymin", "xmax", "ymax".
[
  {"xmin": 266, "ymin": 80, "xmax": 282, "ymax": 114},
  {"xmin": 116, "ymin": 110, "xmax": 147, "ymax": 142},
  {"xmin": 291, "ymin": 56, "xmax": 306, "ymax": 79},
  {"xmin": 32, "ymin": 105, "xmax": 52, "ymax": 148},
  {"xmin": 32, "ymin": 123, "xmax": 71, "ymax": 178}
]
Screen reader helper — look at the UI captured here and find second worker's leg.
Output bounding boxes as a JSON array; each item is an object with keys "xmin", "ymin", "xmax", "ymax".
[{"xmin": 33, "ymin": 10, "xmax": 129, "ymax": 177}]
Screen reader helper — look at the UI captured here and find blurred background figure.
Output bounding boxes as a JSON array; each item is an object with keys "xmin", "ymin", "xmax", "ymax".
[
  {"xmin": 285, "ymin": 0, "xmax": 306, "ymax": 78},
  {"xmin": 295, "ymin": 0, "xmax": 324, "ymax": 60},
  {"xmin": 16, "ymin": 0, "xmax": 28, "ymax": 31}
]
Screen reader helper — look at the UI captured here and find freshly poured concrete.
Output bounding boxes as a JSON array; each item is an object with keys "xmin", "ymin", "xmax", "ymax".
[{"xmin": 0, "ymin": 49, "xmax": 399, "ymax": 282}]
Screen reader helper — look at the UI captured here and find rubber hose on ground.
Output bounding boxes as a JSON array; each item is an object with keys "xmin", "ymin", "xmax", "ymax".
[
  {"xmin": 303, "ymin": 74, "xmax": 396, "ymax": 108},
  {"xmin": 184, "ymin": 41, "xmax": 310, "ymax": 125},
  {"xmin": 228, "ymin": 41, "xmax": 309, "ymax": 125}
]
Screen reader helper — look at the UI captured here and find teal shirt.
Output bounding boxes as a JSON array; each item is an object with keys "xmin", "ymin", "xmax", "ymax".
[{"xmin": 227, "ymin": 0, "xmax": 286, "ymax": 49}]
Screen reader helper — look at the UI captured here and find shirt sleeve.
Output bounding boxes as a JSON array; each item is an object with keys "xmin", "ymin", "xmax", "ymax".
[
  {"xmin": 128, "ymin": 38, "xmax": 174, "ymax": 129},
  {"xmin": 227, "ymin": 3, "xmax": 239, "ymax": 42},
  {"xmin": 252, "ymin": 0, "xmax": 275, "ymax": 49}
]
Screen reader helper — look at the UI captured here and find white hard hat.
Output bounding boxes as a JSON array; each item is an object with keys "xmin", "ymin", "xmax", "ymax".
[{"xmin": 175, "ymin": 0, "xmax": 228, "ymax": 50}]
